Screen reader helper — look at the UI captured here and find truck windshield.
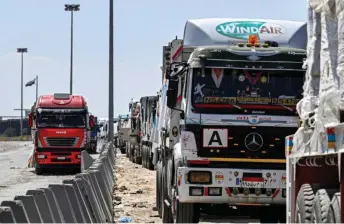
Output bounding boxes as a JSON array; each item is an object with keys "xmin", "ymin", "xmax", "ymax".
[
  {"xmin": 192, "ymin": 68, "xmax": 304, "ymax": 115},
  {"xmin": 37, "ymin": 113, "xmax": 86, "ymax": 128}
]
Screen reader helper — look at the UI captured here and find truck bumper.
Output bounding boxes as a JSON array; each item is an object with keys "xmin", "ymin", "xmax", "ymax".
[
  {"xmin": 35, "ymin": 150, "xmax": 82, "ymax": 166},
  {"xmin": 177, "ymin": 167, "xmax": 286, "ymax": 205}
]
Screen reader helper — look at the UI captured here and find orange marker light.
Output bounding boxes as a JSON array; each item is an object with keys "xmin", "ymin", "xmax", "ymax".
[{"xmin": 248, "ymin": 35, "xmax": 258, "ymax": 45}]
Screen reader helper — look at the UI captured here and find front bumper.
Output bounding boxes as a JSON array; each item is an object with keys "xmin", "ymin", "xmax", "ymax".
[
  {"xmin": 177, "ymin": 167, "xmax": 286, "ymax": 205},
  {"xmin": 35, "ymin": 150, "xmax": 82, "ymax": 165}
]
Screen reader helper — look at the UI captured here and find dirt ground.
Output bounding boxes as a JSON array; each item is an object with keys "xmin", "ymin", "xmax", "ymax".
[
  {"xmin": 112, "ymin": 152, "xmax": 259, "ymax": 224},
  {"xmin": 113, "ymin": 153, "xmax": 161, "ymax": 223}
]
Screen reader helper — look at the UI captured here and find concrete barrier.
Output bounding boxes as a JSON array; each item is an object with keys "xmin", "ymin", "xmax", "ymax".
[
  {"xmin": 14, "ymin": 195, "xmax": 43, "ymax": 223},
  {"xmin": 39, "ymin": 187, "xmax": 65, "ymax": 223},
  {"xmin": 1, "ymin": 200, "xmax": 29, "ymax": 223},
  {"xmin": 26, "ymin": 189, "xmax": 55, "ymax": 223},
  {"xmin": 63, "ymin": 179, "xmax": 93, "ymax": 223},
  {"xmin": 0, "ymin": 141, "xmax": 116, "ymax": 223},
  {"xmin": 0, "ymin": 206, "xmax": 16, "ymax": 223}
]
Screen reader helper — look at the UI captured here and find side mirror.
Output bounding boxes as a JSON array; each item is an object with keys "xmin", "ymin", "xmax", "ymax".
[
  {"xmin": 99, "ymin": 123, "xmax": 104, "ymax": 128},
  {"xmin": 28, "ymin": 113, "xmax": 33, "ymax": 128},
  {"xmin": 89, "ymin": 115, "xmax": 95, "ymax": 128},
  {"xmin": 168, "ymin": 66, "xmax": 184, "ymax": 80}
]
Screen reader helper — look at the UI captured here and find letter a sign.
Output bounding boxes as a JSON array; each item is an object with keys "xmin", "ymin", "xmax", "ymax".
[{"xmin": 203, "ymin": 129, "xmax": 228, "ymax": 148}]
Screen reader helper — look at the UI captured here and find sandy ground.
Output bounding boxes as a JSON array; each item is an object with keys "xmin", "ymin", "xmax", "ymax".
[
  {"xmin": 113, "ymin": 152, "xmax": 260, "ymax": 223},
  {"xmin": 0, "ymin": 141, "xmax": 101, "ymax": 203},
  {"xmin": 113, "ymin": 153, "xmax": 160, "ymax": 223}
]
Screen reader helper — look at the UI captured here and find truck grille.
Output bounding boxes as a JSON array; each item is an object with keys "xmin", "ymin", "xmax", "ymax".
[
  {"xmin": 44, "ymin": 137, "xmax": 78, "ymax": 147},
  {"xmin": 185, "ymin": 124, "xmax": 297, "ymax": 160}
]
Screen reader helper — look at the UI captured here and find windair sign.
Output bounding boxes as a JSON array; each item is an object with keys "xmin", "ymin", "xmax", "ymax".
[{"xmin": 216, "ymin": 21, "xmax": 286, "ymax": 40}]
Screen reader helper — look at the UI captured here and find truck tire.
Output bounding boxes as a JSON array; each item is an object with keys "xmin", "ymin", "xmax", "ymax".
[
  {"xmin": 172, "ymin": 161, "xmax": 200, "ymax": 223},
  {"xmin": 126, "ymin": 144, "xmax": 129, "ymax": 158},
  {"xmin": 135, "ymin": 147, "xmax": 142, "ymax": 165},
  {"xmin": 147, "ymin": 151, "xmax": 154, "ymax": 170},
  {"xmin": 130, "ymin": 146, "xmax": 135, "ymax": 163},
  {"xmin": 175, "ymin": 201, "xmax": 199, "ymax": 223},
  {"xmin": 142, "ymin": 146, "xmax": 147, "ymax": 169},
  {"xmin": 329, "ymin": 192, "xmax": 341, "ymax": 223},
  {"xmin": 312, "ymin": 189, "xmax": 335, "ymax": 223},
  {"xmin": 35, "ymin": 167, "xmax": 44, "ymax": 175},
  {"xmin": 156, "ymin": 161, "xmax": 162, "ymax": 218},
  {"xmin": 295, "ymin": 183, "xmax": 315, "ymax": 223},
  {"xmin": 162, "ymin": 164, "xmax": 173, "ymax": 223}
]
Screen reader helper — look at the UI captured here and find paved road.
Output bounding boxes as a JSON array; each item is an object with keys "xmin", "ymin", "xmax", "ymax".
[{"xmin": 0, "ymin": 141, "xmax": 100, "ymax": 203}]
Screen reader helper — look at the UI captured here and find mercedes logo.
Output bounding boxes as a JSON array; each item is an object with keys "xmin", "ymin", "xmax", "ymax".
[{"xmin": 244, "ymin": 132, "xmax": 263, "ymax": 151}]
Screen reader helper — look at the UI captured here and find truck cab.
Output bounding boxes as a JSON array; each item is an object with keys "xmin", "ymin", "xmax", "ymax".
[
  {"xmin": 28, "ymin": 93, "xmax": 94, "ymax": 174},
  {"xmin": 156, "ymin": 18, "xmax": 307, "ymax": 223}
]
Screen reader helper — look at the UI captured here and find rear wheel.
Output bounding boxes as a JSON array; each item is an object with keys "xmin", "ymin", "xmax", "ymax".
[
  {"xmin": 126, "ymin": 144, "xmax": 129, "ymax": 158},
  {"xmin": 147, "ymin": 150, "xmax": 154, "ymax": 170},
  {"xmin": 143, "ymin": 146, "xmax": 148, "ymax": 168}
]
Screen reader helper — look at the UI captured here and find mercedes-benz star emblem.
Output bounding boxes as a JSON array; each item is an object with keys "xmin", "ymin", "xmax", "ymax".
[{"xmin": 244, "ymin": 132, "xmax": 263, "ymax": 151}]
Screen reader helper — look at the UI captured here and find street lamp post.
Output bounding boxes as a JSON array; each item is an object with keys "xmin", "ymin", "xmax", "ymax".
[
  {"xmin": 64, "ymin": 4, "xmax": 80, "ymax": 95},
  {"xmin": 108, "ymin": 0, "xmax": 114, "ymax": 143},
  {"xmin": 17, "ymin": 48, "xmax": 28, "ymax": 138}
]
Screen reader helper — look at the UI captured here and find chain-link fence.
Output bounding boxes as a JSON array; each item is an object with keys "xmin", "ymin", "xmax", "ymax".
[{"xmin": 0, "ymin": 118, "xmax": 32, "ymax": 141}]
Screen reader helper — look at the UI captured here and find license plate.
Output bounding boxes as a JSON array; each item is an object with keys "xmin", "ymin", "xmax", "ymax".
[
  {"xmin": 56, "ymin": 157, "xmax": 66, "ymax": 160},
  {"xmin": 240, "ymin": 181, "xmax": 265, "ymax": 188}
]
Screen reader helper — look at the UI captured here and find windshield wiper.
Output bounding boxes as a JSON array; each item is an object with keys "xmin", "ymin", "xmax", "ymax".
[
  {"xmin": 277, "ymin": 104, "xmax": 295, "ymax": 112},
  {"xmin": 232, "ymin": 104, "xmax": 243, "ymax": 110}
]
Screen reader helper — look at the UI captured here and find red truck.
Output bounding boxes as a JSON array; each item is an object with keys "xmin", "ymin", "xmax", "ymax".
[{"xmin": 28, "ymin": 93, "xmax": 94, "ymax": 175}]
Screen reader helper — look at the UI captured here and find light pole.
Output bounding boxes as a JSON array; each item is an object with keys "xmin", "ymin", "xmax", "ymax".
[
  {"xmin": 17, "ymin": 48, "xmax": 27, "ymax": 138},
  {"xmin": 108, "ymin": 0, "xmax": 114, "ymax": 143},
  {"xmin": 64, "ymin": 4, "xmax": 80, "ymax": 95},
  {"xmin": 108, "ymin": 0, "xmax": 114, "ymax": 145}
]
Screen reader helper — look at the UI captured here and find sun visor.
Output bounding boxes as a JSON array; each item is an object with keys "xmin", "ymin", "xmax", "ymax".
[{"xmin": 183, "ymin": 18, "xmax": 307, "ymax": 49}]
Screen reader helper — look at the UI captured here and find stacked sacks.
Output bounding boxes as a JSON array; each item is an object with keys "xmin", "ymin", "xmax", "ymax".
[{"xmin": 291, "ymin": 0, "xmax": 344, "ymax": 159}]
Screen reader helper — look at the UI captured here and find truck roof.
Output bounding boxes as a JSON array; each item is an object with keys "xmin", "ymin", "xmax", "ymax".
[
  {"xmin": 36, "ymin": 94, "xmax": 87, "ymax": 109},
  {"xmin": 183, "ymin": 18, "xmax": 307, "ymax": 49}
]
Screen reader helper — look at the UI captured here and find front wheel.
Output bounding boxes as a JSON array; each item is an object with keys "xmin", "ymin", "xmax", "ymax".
[
  {"xmin": 35, "ymin": 167, "xmax": 44, "ymax": 175},
  {"xmin": 174, "ymin": 199, "xmax": 199, "ymax": 223},
  {"xmin": 156, "ymin": 161, "xmax": 163, "ymax": 218}
]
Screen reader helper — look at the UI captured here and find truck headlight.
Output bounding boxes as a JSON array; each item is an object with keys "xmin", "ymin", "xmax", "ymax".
[
  {"xmin": 187, "ymin": 171, "xmax": 212, "ymax": 184},
  {"xmin": 189, "ymin": 187, "xmax": 203, "ymax": 196},
  {"xmin": 37, "ymin": 154, "xmax": 46, "ymax": 159}
]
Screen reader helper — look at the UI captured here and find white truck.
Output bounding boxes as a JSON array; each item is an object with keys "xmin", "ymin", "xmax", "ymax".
[
  {"xmin": 153, "ymin": 18, "xmax": 307, "ymax": 223},
  {"xmin": 127, "ymin": 96, "xmax": 159, "ymax": 170},
  {"xmin": 115, "ymin": 114, "xmax": 131, "ymax": 154},
  {"xmin": 286, "ymin": 1, "xmax": 343, "ymax": 223}
]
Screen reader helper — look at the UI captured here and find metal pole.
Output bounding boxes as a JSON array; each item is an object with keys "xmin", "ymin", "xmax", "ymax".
[
  {"xmin": 36, "ymin": 75, "xmax": 38, "ymax": 101},
  {"xmin": 70, "ymin": 10, "xmax": 74, "ymax": 95},
  {"xmin": 20, "ymin": 52, "xmax": 23, "ymax": 138},
  {"xmin": 108, "ymin": 0, "xmax": 114, "ymax": 143}
]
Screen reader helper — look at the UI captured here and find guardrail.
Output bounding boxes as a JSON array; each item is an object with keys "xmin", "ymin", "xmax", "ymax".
[{"xmin": 0, "ymin": 142, "xmax": 116, "ymax": 223}]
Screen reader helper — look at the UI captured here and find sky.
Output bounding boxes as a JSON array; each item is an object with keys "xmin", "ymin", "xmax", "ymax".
[{"xmin": 0, "ymin": 0, "xmax": 307, "ymax": 118}]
